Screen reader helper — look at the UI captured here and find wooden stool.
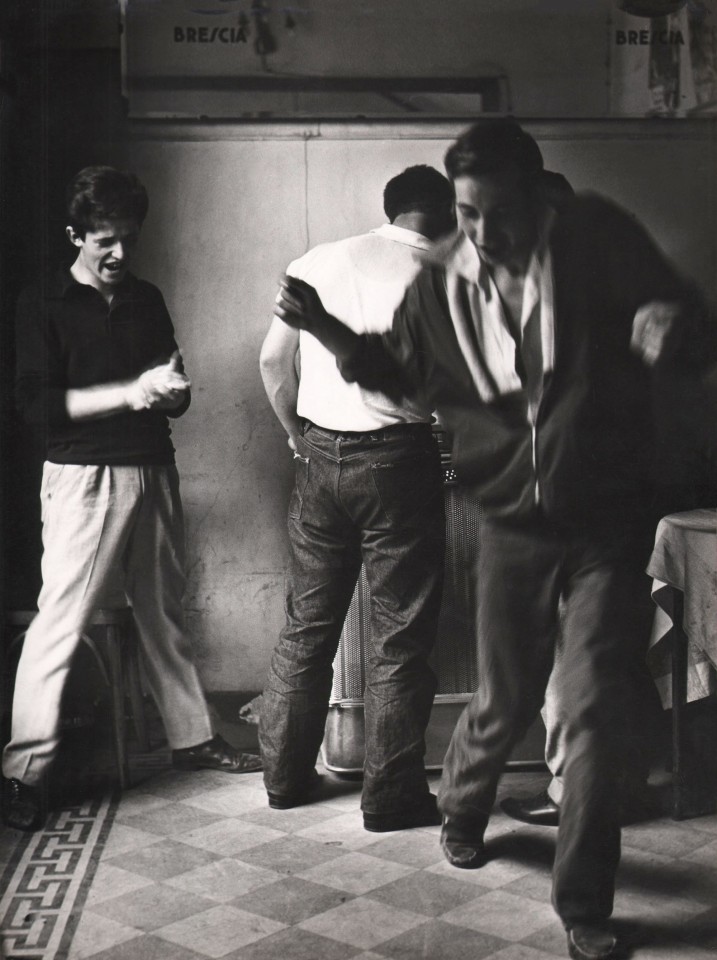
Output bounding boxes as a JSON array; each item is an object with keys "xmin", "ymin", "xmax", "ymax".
[{"xmin": 5, "ymin": 608, "xmax": 149, "ymax": 789}]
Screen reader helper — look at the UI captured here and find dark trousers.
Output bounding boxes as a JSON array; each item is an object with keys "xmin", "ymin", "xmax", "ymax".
[
  {"xmin": 259, "ymin": 421, "xmax": 446, "ymax": 813},
  {"xmin": 438, "ymin": 515, "xmax": 655, "ymax": 926}
]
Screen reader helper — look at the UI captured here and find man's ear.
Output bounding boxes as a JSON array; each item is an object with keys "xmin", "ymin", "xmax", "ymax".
[{"xmin": 66, "ymin": 226, "xmax": 83, "ymax": 247}]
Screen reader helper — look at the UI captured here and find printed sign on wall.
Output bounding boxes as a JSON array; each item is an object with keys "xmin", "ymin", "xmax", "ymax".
[
  {"xmin": 610, "ymin": 0, "xmax": 717, "ymax": 115},
  {"xmin": 121, "ymin": 0, "xmax": 503, "ymax": 119}
]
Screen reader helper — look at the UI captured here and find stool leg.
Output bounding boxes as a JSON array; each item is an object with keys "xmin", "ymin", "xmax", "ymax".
[
  {"xmin": 127, "ymin": 630, "xmax": 150, "ymax": 753},
  {"xmin": 106, "ymin": 624, "xmax": 131, "ymax": 790}
]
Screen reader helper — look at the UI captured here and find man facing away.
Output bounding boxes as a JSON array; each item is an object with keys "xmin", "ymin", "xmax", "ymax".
[
  {"xmin": 272, "ymin": 120, "xmax": 715, "ymax": 959},
  {"xmin": 258, "ymin": 165, "xmax": 455, "ymax": 832},
  {"xmin": 2, "ymin": 166, "xmax": 261, "ymax": 833}
]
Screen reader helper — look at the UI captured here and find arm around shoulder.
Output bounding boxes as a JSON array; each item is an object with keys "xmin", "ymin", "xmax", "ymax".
[{"xmin": 273, "ymin": 272, "xmax": 423, "ymax": 401}]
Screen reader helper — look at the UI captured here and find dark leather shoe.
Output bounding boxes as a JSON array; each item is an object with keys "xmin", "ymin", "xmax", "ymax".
[
  {"xmin": 567, "ymin": 923, "xmax": 621, "ymax": 960},
  {"xmin": 501, "ymin": 790, "xmax": 560, "ymax": 827},
  {"xmin": 2, "ymin": 777, "xmax": 47, "ymax": 832},
  {"xmin": 267, "ymin": 769, "xmax": 323, "ymax": 809},
  {"xmin": 440, "ymin": 814, "xmax": 488, "ymax": 869},
  {"xmin": 363, "ymin": 793, "xmax": 442, "ymax": 833},
  {"xmin": 172, "ymin": 734, "xmax": 263, "ymax": 774}
]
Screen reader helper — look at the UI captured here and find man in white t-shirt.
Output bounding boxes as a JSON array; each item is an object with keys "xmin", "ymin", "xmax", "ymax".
[{"xmin": 259, "ymin": 166, "xmax": 455, "ymax": 832}]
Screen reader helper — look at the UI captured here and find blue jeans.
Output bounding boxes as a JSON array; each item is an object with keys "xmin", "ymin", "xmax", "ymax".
[{"xmin": 259, "ymin": 421, "xmax": 445, "ymax": 813}]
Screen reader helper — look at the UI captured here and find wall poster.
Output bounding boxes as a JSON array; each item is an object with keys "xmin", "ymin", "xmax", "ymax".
[{"xmin": 610, "ymin": 0, "xmax": 717, "ymax": 114}]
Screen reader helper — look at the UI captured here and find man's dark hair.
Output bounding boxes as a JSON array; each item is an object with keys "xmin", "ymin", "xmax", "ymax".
[
  {"xmin": 66, "ymin": 166, "xmax": 149, "ymax": 237},
  {"xmin": 444, "ymin": 119, "xmax": 544, "ymax": 184},
  {"xmin": 383, "ymin": 164, "xmax": 454, "ymax": 222},
  {"xmin": 539, "ymin": 170, "xmax": 575, "ymax": 206}
]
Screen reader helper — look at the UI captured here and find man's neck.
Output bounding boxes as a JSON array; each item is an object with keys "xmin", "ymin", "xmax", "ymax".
[
  {"xmin": 489, "ymin": 253, "xmax": 531, "ymax": 281},
  {"xmin": 70, "ymin": 257, "xmax": 116, "ymax": 304},
  {"xmin": 486, "ymin": 201, "xmax": 549, "ymax": 279},
  {"xmin": 391, "ymin": 212, "xmax": 429, "ymax": 239}
]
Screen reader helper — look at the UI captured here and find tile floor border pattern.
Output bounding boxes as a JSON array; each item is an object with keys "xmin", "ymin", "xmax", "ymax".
[
  {"xmin": 4, "ymin": 711, "xmax": 717, "ymax": 960},
  {"xmin": 0, "ymin": 793, "xmax": 119, "ymax": 960}
]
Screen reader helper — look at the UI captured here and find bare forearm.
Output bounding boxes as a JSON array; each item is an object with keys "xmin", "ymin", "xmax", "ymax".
[
  {"xmin": 261, "ymin": 359, "xmax": 301, "ymax": 439},
  {"xmin": 65, "ymin": 381, "xmax": 137, "ymax": 420},
  {"xmin": 65, "ymin": 361, "xmax": 189, "ymax": 421},
  {"xmin": 268, "ymin": 385, "xmax": 302, "ymax": 441},
  {"xmin": 260, "ymin": 318, "xmax": 302, "ymax": 444}
]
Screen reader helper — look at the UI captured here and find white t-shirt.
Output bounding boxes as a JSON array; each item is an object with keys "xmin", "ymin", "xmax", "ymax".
[{"xmin": 288, "ymin": 223, "xmax": 435, "ymax": 431}]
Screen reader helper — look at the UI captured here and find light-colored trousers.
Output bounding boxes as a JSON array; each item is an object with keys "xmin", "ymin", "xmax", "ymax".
[{"xmin": 3, "ymin": 463, "xmax": 213, "ymax": 786}]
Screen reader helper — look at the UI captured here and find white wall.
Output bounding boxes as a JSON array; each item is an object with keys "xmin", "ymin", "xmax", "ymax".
[{"xmin": 127, "ymin": 119, "xmax": 717, "ymax": 692}]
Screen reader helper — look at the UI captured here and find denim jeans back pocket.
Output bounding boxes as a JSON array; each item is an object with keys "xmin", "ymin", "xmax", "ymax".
[
  {"xmin": 288, "ymin": 450, "xmax": 310, "ymax": 519},
  {"xmin": 370, "ymin": 449, "xmax": 442, "ymax": 527}
]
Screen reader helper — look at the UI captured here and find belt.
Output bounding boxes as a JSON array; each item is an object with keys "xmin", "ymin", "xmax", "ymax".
[{"xmin": 303, "ymin": 419, "xmax": 431, "ymax": 441}]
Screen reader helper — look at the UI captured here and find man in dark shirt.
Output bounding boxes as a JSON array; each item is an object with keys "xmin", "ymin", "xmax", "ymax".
[
  {"xmin": 2, "ymin": 166, "xmax": 261, "ymax": 833},
  {"xmin": 271, "ymin": 120, "xmax": 715, "ymax": 960}
]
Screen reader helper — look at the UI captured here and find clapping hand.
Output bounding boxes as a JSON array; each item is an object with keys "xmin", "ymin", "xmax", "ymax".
[{"xmin": 128, "ymin": 350, "xmax": 191, "ymax": 410}]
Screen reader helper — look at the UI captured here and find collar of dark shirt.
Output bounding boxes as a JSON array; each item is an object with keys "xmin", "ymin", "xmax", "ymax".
[{"xmin": 44, "ymin": 265, "xmax": 141, "ymax": 304}]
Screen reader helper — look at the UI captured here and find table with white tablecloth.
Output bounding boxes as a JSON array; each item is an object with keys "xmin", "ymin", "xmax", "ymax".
[{"xmin": 646, "ymin": 509, "xmax": 717, "ymax": 819}]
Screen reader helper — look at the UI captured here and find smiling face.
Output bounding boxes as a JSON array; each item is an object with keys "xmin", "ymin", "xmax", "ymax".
[
  {"xmin": 453, "ymin": 167, "xmax": 537, "ymax": 271},
  {"xmin": 67, "ymin": 217, "xmax": 141, "ymax": 294}
]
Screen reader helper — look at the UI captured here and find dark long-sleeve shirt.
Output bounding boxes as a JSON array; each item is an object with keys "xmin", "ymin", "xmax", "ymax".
[{"xmin": 15, "ymin": 267, "xmax": 189, "ymax": 465}]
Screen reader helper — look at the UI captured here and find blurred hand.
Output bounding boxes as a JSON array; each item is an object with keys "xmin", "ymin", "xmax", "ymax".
[
  {"xmin": 273, "ymin": 275, "xmax": 327, "ymax": 333},
  {"xmin": 127, "ymin": 352, "xmax": 191, "ymax": 410},
  {"xmin": 630, "ymin": 301, "xmax": 681, "ymax": 367}
]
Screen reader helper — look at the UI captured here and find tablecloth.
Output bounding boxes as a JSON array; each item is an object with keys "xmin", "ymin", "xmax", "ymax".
[{"xmin": 646, "ymin": 508, "xmax": 717, "ymax": 709}]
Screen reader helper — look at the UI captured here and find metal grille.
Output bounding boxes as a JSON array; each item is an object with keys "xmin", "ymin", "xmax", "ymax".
[{"xmin": 329, "ymin": 481, "xmax": 481, "ymax": 703}]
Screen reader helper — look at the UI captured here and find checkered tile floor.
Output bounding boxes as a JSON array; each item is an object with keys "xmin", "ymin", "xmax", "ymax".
[
  {"xmin": 69, "ymin": 765, "xmax": 717, "ymax": 959},
  {"xmin": 3, "ymin": 715, "xmax": 717, "ymax": 960}
]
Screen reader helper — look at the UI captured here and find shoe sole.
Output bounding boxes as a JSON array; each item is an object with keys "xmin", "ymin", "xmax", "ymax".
[
  {"xmin": 500, "ymin": 799, "xmax": 559, "ymax": 827},
  {"xmin": 364, "ymin": 811, "xmax": 442, "ymax": 833},
  {"xmin": 268, "ymin": 794, "xmax": 307, "ymax": 810},
  {"xmin": 172, "ymin": 759, "xmax": 263, "ymax": 773},
  {"xmin": 567, "ymin": 932, "xmax": 619, "ymax": 960},
  {"xmin": 440, "ymin": 841, "xmax": 486, "ymax": 869},
  {"xmin": 267, "ymin": 772, "xmax": 323, "ymax": 810}
]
